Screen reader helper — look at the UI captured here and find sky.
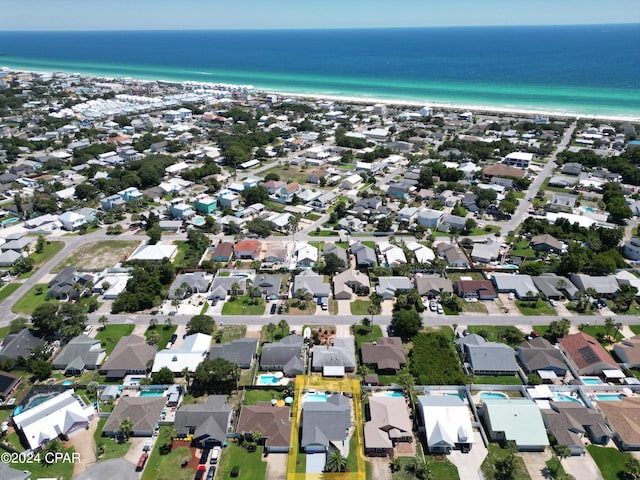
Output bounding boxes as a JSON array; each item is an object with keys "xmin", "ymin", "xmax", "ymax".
[{"xmin": 1, "ymin": 0, "xmax": 639, "ymax": 31}]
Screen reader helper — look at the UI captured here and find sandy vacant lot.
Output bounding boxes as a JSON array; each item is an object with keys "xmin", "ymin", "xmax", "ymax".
[{"xmin": 53, "ymin": 240, "xmax": 142, "ymax": 272}]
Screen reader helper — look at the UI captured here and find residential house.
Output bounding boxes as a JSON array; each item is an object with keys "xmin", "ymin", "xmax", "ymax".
[
  {"xmin": 301, "ymin": 393, "xmax": 351, "ymax": 453},
  {"xmin": 376, "ymin": 276, "xmax": 412, "ymax": 300},
  {"xmin": 502, "ymin": 152, "xmax": 533, "ymax": 169},
  {"xmin": 439, "ymin": 214, "xmax": 467, "ymax": 232},
  {"xmin": 1, "ymin": 236, "xmax": 35, "ymax": 253},
  {"xmin": 168, "ymin": 201, "xmax": 195, "ymax": 220},
  {"xmin": 47, "ymin": 266, "xmax": 93, "ymax": 300},
  {"xmin": 623, "ymin": 238, "xmax": 640, "ymax": 261},
  {"xmin": 152, "ymin": 333, "xmax": 211, "ymax": 374},
  {"xmin": 217, "ymin": 190, "xmax": 240, "ymax": 210},
  {"xmin": 364, "ymin": 396, "xmax": 413, "ymax": 457},
  {"xmin": 437, "ymin": 243, "xmax": 470, "ymax": 268},
  {"xmin": 100, "ymin": 194, "xmax": 126, "ymax": 211},
  {"xmin": 308, "ymin": 169, "xmax": 329, "ymax": 184},
  {"xmin": 274, "ymin": 182, "xmax": 300, "ymax": 203},
  {"xmin": 0, "ymin": 250, "xmax": 22, "ymax": 267},
  {"xmin": 341, "ymin": 174, "xmax": 363, "ymax": 190},
  {"xmin": 532, "ymin": 274, "xmax": 579, "ymax": 301},
  {"xmin": 174, "ymin": 395, "xmax": 233, "ymax": 448},
  {"xmin": 615, "ymin": 270, "xmax": 640, "ymax": 294},
  {"xmin": 333, "ymin": 269, "xmax": 370, "ymax": 300},
  {"xmin": 58, "ymin": 211, "xmax": 86, "ymax": 231},
  {"xmin": 234, "ymin": 239, "xmax": 262, "ymax": 260},
  {"xmin": 237, "ymin": 402, "xmax": 292, "ymax": 453},
  {"xmin": 417, "ymin": 209, "xmax": 443, "ymax": 228},
  {"xmin": 260, "ymin": 334, "xmax": 304, "ymax": 376},
  {"xmin": 415, "ymin": 276, "xmax": 453, "ymax": 298},
  {"xmin": 253, "ymin": 274, "xmax": 282, "ymax": 300},
  {"xmin": 397, "ymin": 206, "xmax": 419, "ymax": 225},
  {"xmin": 263, "ymin": 180, "xmax": 286, "ymax": 195},
  {"xmin": 208, "ymin": 338, "xmax": 258, "ymax": 369},
  {"xmin": 102, "ymin": 396, "xmax": 166, "ymax": 437},
  {"xmin": 264, "ymin": 245, "xmax": 288, "ymax": 264},
  {"xmin": 549, "ymin": 193, "xmax": 578, "ymax": 212},
  {"xmin": 293, "ymin": 242, "xmax": 319, "ymax": 269},
  {"xmin": 416, "ymin": 395, "xmax": 474, "ymax": 454},
  {"xmin": 569, "ymin": 274, "xmax": 619, "ymax": 297},
  {"xmin": 562, "ymin": 163, "xmax": 583, "ymax": 176},
  {"xmin": 310, "ymin": 191, "xmax": 337, "ymax": 211},
  {"xmin": 99, "ymin": 335, "xmax": 158, "ymax": 381},
  {"xmin": 127, "ymin": 243, "xmax": 178, "ymax": 262},
  {"xmin": 211, "ymin": 242, "xmax": 234, "ymax": 262},
  {"xmin": 530, "ymin": 234, "xmax": 563, "ymax": 253},
  {"xmin": 559, "ymin": 332, "xmax": 618, "ymax": 376},
  {"xmin": 613, "ymin": 335, "xmax": 640, "ymax": 369},
  {"xmin": 209, "ymin": 275, "xmax": 247, "ymax": 301},
  {"xmin": 168, "ymin": 272, "xmax": 212, "ymax": 299},
  {"xmin": 323, "ymin": 242, "xmax": 349, "ymax": 265},
  {"xmin": 338, "ymin": 215, "xmax": 365, "ymax": 233},
  {"xmin": 543, "ymin": 403, "xmax": 611, "ymax": 456},
  {"xmin": 387, "ymin": 182, "xmax": 411, "ymax": 199},
  {"xmin": 52, "ymin": 335, "xmax": 106, "ymax": 375},
  {"xmin": 311, "ymin": 337, "xmax": 356, "ymax": 376},
  {"xmin": 471, "ymin": 239, "xmax": 501, "ymax": 264},
  {"xmin": 492, "ymin": 273, "xmax": 539, "ymax": 300},
  {"xmin": 458, "ymin": 334, "xmax": 519, "ymax": 375},
  {"xmin": 360, "ymin": 337, "xmax": 406, "ymax": 373},
  {"xmin": 13, "ymin": 389, "xmax": 94, "ymax": 450},
  {"xmin": 194, "ymin": 194, "xmax": 217, "ymax": 214},
  {"xmin": 483, "ymin": 164, "xmax": 527, "ymax": 179},
  {"xmin": 0, "ymin": 329, "xmax": 46, "ymax": 363},
  {"xmin": 294, "ymin": 269, "xmax": 330, "ymax": 298},
  {"xmin": 517, "ymin": 337, "xmax": 568, "ymax": 378},
  {"xmin": 406, "ymin": 241, "xmax": 435, "ymax": 264},
  {"xmin": 479, "ymin": 398, "xmax": 549, "ymax": 451},
  {"xmin": 454, "ymin": 280, "xmax": 497, "ymax": 300},
  {"xmin": 0, "ymin": 370, "xmax": 21, "ymax": 401},
  {"xmin": 462, "ymin": 193, "xmax": 479, "ymax": 213}
]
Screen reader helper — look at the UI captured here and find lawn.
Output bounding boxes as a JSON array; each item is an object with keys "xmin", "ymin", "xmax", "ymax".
[
  {"xmin": 353, "ymin": 324, "xmax": 384, "ymax": 349},
  {"xmin": 141, "ymin": 429, "xmax": 193, "ymax": 480},
  {"xmin": 260, "ymin": 165, "xmax": 310, "ymax": 184},
  {"xmin": 221, "ymin": 295, "xmax": 266, "ymax": 315},
  {"xmin": 52, "ymin": 240, "xmax": 140, "ymax": 272},
  {"xmin": 587, "ymin": 445, "xmax": 634, "ymax": 480},
  {"xmin": 580, "ymin": 325, "xmax": 624, "ymax": 346},
  {"xmin": 172, "ymin": 240, "xmax": 189, "ymax": 266},
  {"xmin": 473, "ymin": 375, "xmax": 523, "ymax": 385},
  {"xmin": 392, "ymin": 456, "xmax": 459, "ymax": 480},
  {"xmin": 447, "ymin": 271, "xmax": 484, "ymax": 281},
  {"xmin": 510, "ymin": 239, "xmax": 536, "ymax": 258},
  {"xmin": 12, "ymin": 283, "xmax": 50, "ymax": 314},
  {"xmin": 243, "ymin": 389, "xmax": 284, "ymax": 405},
  {"xmin": 96, "ymin": 324, "xmax": 135, "ymax": 355},
  {"xmin": 94, "ymin": 417, "xmax": 131, "ymax": 461},
  {"xmin": 461, "ymin": 301, "xmax": 488, "ymax": 314},
  {"xmin": 0, "ymin": 282, "xmax": 20, "ymax": 303},
  {"xmin": 215, "ymin": 324, "xmax": 247, "ymax": 344},
  {"xmin": 308, "ymin": 229, "xmax": 339, "ymax": 237},
  {"xmin": 350, "ymin": 299, "xmax": 373, "ymax": 315},
  {"xmin": 216, "ymin": 442, "xmax": 267, "ymax": 480},
  {"xmin": 515, "ymin": 300, "xmax": 556, "ymax": 316},
  {"xmin": 19, "ymin": 240, "xmax": 65, "ymax": 278},
  {"xmin": 630, "ymin": 325, "xmax": 640, "ymax": 335},
  {"xmin": 10, "ymin": 445, "xmax": 76, "ymax": 480},
  {"xmin": 481, "ymin": 444, "xmax": 531, "ymax": 480},
  {"xmin": 467, "ymin": 325, "xmax": 525, "ymax": 347},
  {"xmin": 545, "ymin": 455, "xmax": 572, "ymax": 480},
  {"xmin": 260, "ymin": 323, "xmax": 291, "ymax": 343},
  {"xmin": 145, "ymin": 324, "xmax": 177, "ymax": 349}
]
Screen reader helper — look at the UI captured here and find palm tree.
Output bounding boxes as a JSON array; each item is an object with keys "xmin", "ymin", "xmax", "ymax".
[
  {"xmin": 554, "ymin": 444, "xmax": 571, "ymax": 461},
  {"xmin": 325, "ymin": 450, "xmax": 347, "ymax": 472},
  {"xmin": 231, "ymin": 282, "xmax": 241, "ymax": 296},
  {"xmin": 182, "ymin": 367, "xmax": 191, "ymax": 391},
  {"xmin": 604, "ymin": 317, "xmax": 615, "ymax": 341},
  {"xmin": 99, "ymin": 315, "xmax": 109, "ymax": 330},
  {"xmin": 266, "ymin": 322, "xmax": 276, "ymax": 342},
  {"xmin": 278, "ymin": 319, "xmax": 289, "ymax": 338},
  {"xmin": 120, "ymin": 417, "xmax": 134, "ymax": 441},
  {"xmin": 625, "ymin": 457, "xmax": 640, "ymax": 479},
  {"xmin": 361, "ymin": 316, "xmax": 371, "ymax": 334}
]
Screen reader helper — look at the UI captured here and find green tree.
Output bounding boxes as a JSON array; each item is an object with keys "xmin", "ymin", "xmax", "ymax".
[
  {"xmin": 31, "ymin": 302, "xmax": 61, "ymax": 336},
  {"xmin": 186, "ymin": 314, "xmax": 215, "ymax": 335},
  {"xmin": 42, "ymin": 439, "xmax": 62, "ymax": 464},
  {"xmin": 319, "ymin": 253, "xmax": 346, "ymax": 276},
  {"xmin": 325, "ymin": 450, "xmax": 347, "ymax": 473},
  {"xmin": 28, "ymin": 359, "xmax": 52, "ymax": 380},
  {"xmin": 99, "ymin": 315, "xmax": 109, "ymax": 330},
  {"xmin": 390, "ymin": 308, "xmax": 422, "ymax": 339},
  {"xmin": 152, "ymin": 366, "xmax": 175, "ymax": 385},
  {"xmin": 146, "ymin": 225, "xmax": 162, "ymax": 245},
  {"xmin": 266, "ymin": 322, "xmax": 276, "ymax": 342},
  {"xmin": 36, "ymin": 235, "xmax": 46, "ymax": 253},
  {"xmin": 278, "ymin": 319, "xmax": 289, "ymax": 339},
  {"xmin": 86, "ymin": 381, "xmax": 100, "ymax": 400},
  {"xmin": 120, "ymin": 417, "xmax": 134, "ymax": 441},
  {"xmin": 192, "ymin": 357, "xmax": 239, "ymax": 394},
  {"xmin": 553, "ymin": 444, "xmax": 571, "ymax": 461},
  {"xmin": 544, "ymin": 318, "xmax": 570, "ymax": 343},
  {"xmin": 614, "ymin": 283, "xmax": 638, "ymax": 312},
  {"xmin": 625, "ymin": 457, "xmax": 640, "ymax": 479},
  {"xmin": 8, "ymin": 317, "xmax": 28, "ymax": 333}
]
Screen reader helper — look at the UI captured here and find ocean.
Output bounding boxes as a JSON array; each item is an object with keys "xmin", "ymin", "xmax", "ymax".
[{"xmin": 1, "ymin": 25, "xmax": 639, "ymax": 117}]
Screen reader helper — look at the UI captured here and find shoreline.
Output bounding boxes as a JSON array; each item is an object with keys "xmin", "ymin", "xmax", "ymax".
[{"xmin": 4, "ymin": 66, "xmax": 640, "ymax": 123}]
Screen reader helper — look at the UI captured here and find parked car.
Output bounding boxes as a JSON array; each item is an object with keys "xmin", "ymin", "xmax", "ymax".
[
  {"xmin": 143, "ymin": 438, "xmax": 152, "ymax": 452},
  {"xmin": 199, "ymin": 448, "xmax": 210, "ymax": 465},
  {"xmin": 270, "ymin": 303, "xmax": 277, "ymax": 314},
  {"xmin": 210, "ymin": 446, "xmax": 221, "ymax": 465},
  {"xmin": 277, "ymin": 304, "xmax": 284, "ymax": 314},
  {"xmin": 170, "ymin": 334, "xmax": 178, "ymax": 343},
  {"xmin": 206, "ymin": 466, "xmax": 216, "ymax": 480},
  {"xmin": 429, "ymin": 300, "xmax": 437, "ymax": 312},
  {"xmin": 549, "ymin": 299, "xmax": 558, "ymax": 307},
  {"xmin": 436, "ymin": 304, "xmax": 444, "ymax": 315},
  {"xmin": 507, "ymin": 292, "xmax": 515, "ymax": 300}
]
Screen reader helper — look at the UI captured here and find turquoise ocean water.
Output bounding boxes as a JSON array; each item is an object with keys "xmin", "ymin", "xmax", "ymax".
[{"xmin": 0, "ymin": 25, "xmax": 639, "ymax": 117}]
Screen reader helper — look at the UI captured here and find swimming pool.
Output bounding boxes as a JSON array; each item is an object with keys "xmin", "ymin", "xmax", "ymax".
[
  {"xmin": 304, "ymin": 393, "xmax": 329, "ymax": 403},
  {"xmin": 581, "ymin": 207, "xmax": 597, "ymax": 214},
  {"xmin": 192, "ymin": 216, "xmax": 205, "ymax": 226},
  {"xmin": 480, "ymin": 392, "xmax": 508, "ymax": 400},
  {"xmin": 139, "ymin": 390, "xmax": 165, "ymax": 397},
  {"xmin": 381, "ymin": 392, "xmax": 404, "ymax": 398},
  {"xmin": 446, "ymin": 393, "xmax": 466, "ymax": 401},
  {"xmin": 596, "ymin": 394, "xmax": 622, "ymax": 401},
  {"xmin": 256, "ymin": 374, "xmax": 280, "ymax": 386},
  {"xmin": 582, "ymin": 377, "xmax": 604, "ymax": 385},
  {"xmin": 552, "ymin": 393, "xmax": 583, "ymax": 404},
  {"xmin": 1, "ymin": 217, "xmax": 18, "ymax": 225}
]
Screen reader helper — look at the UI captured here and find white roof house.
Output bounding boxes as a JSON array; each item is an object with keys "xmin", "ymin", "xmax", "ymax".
[
  {"xmin": 13, "ymin": 389, "xmax": 94, "ymax": 450},
  {"xmin": 165, "ymin": 161, "xmax": 189, "ymax": 174},
  {"xmin": 127, "ymin": 243, "xmax": 178, "ymax": 262},
  {"xmin": 152, "ymin": 333, "xmax": 212, "ymax": 373},
  {"xmin": 480, "ymin": 398, "xmax": 549, "ymax": 450},
  {"xmin": 417, "ymin": 395, "xmax": 474, "ymax": 453},
  {"xmin": 405, "ymin": 241, "xmax": 435, "ymax": 263}
]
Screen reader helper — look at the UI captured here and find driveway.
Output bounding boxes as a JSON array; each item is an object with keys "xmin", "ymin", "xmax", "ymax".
[
  {"xmin": 265, "ymin": 452, "xmax": 287, "ymax": 480},
  {"xmin": 520, "ymin": 450, "xmax": 552, "ymax": 480},
  {"xmin": 562, "ymin": 451, "xmax": 604, "ymax": 480},
  {"xmin": 448, "ymin": 430, "xmax": 487, "ymax": 480},
  {"xmin": 70, "ymin": 415, "xmax": 98, "ymax": 477},
  {"xmin": 337, "ymin": 299, "xmax": 352, "ymax": 315},
  {"xmin": 369, "ymin": 456, "xmax": 392, "ymax": 480}
]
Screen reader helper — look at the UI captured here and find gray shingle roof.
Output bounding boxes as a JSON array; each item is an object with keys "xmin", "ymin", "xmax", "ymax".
[
  {"xmin": 103, "ymin": 396, "xmax": 166, "ymax": 435},
  {"xmin": 517, "ymin": 337, "xmax": 568, "ymax": 374},
  {"xmin": 260, "ymin": 335, "xmax": 303, "ymax": 370},
  {"xmin": 301, "ymin": 394, "xmax": 351, "ymax": 449},
  {"xmin": 311, "ymin": 337, "xmax": 356, "ymax": 371},
  {"xmin": 459, "ymin": 335, "xmax": 519, "ymax": 374},
  {"xmin": 208, "ymin": 338, "xmax": 258, "ymax": 368},
  {"xmin": 0, "ymin": 329, "xmax": 46, "ymax": 362},
  {"xmin": 52, "ymin": 335, "xmax": 105, "ymax": 371},
  {"xmin": 174, "ymin": 395, "xmax": 233, "ymax": 446}
]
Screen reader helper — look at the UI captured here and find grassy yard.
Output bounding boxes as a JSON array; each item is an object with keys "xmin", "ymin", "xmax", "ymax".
[
  {"xmin": 260, "ymin": 324, "xmax": 291, "ymax": 343},
  {"xmin": 481, "ymin": 444, "xmax": 531, "ymax": 480},
  {"xmin": 12, "ymin": 283, "xmax": 50, "ymax": 314},
  {"xmin": 243, "ymin": 389, "xmax": 284, "ymax": 405},
  {"xmin": 350, "ymin": 299, "xmax": 372, "ymax": 315},
  {"xmin": 216, "ymin": 442, "xmax": 267, "ymax": 480},
  {"xmin": 392, "ymin": 456, "xmax": 459, "ymax": 480},
  {"xmin": 96, "ymin": 324, "xmax": 135, "ymax": 355},
  {"xmin": 172, "ymin": 240, "xmax": 189, "ymax": 266},
  {"xmin": 579, "ymin": 325, "xmax": 624, "ymax": 346},
  {"xmin": 510, "ymin": 239, "xmax": 536, "ymax": 258},
  {"xmin": 467, "ymin": 325, "xmax": 525, "ymax": 347},
  {"xmin": 0, "ymin": 282, "xmax": 20, "ymax": 303},
  {"xmin": 447, "ymin": 271, "xmax": 484, "ymax": 281},
  {"xmin": 308, "ymin": 229, "xmax": 339, "ymax": 237},
  {"xmin": 545, "ymin": 455, "xmax": 573, "ymax": 480},
  {"xmin": 145, "ymin": 324, "xmax": 177, "ymax": 349},
  {"xmin": 260, "ymin": 164, "xmax": 310, "ymax": 184},
  {"xmin": 94, "ymin": 417, "xmax": 131, "ymax": 461},
  {"xmin": 19, "ymin": 240, "xmax": 65, "ymax": 278},
  {"xmin": 141, "ymin": 430, "xmax": 193, "ymax": 480},
  {"xmin": 353, "ymin": 324, "xmax": 384, "ymax": 349},
  {"xmin": 52, "ymin": 240, "xmax": 140, "ymax": 272},
  {"xmin": 630, "ymin": 325, "xmax": 640, "ymax": 335},
  {"xmin": 461, "ymin": 300, "xmax": 488, "ymax": 314},
  {"xmin": 215, "ymin": 324, "xmax": 247, "ymax": 343},
  {"xmin": 515, "ymin": 300, "xmax": 556, "ymax": 316},
  {"xmin": 10, "ymin": 445, "xmax": 76, "ymax": 480},
  {"xmin": 587, "ymin": 445, "xmax": 634, "ymax": 480},
  {"xmin": 473, "ymin": 375, "xmax": 523, "ymax": 385},
  {"xmin": 221, "ymin": 295, "xmax": 266, "ymax": 315}
]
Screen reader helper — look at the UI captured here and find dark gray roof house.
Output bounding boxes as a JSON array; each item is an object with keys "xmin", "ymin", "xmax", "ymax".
[
  {"xmin": 99, "ymin": 335, "xmax": 158, "ymax": 380},
  {"xmin": 517, "ymin": 337, "xmax": 568, "ymax": 377},
  {"xmin": 458, "ymin": 334, "xmax": 519, "ymax": 375},
  {"xmin": 301, "ymin": 393, "xmax": 351, "ymax": 453},
  {"xmin": 570, "ymin": 274, "xmax": 619, "ymax": 296},
  {"xmin": 208, "ymin": 338, "xmax": 258, "ymax": 369},
  {"xmin": 311, "ymin": 337, "xmax": 356, "ymax": 374},
  {"xmin": 102, "ymin": 396, "xmax": 166, "ymax": 437},
  {"xmin": 360, "ymin": 337, "xmax": 407, "ymax": 372},
  {"xmin": 168, "ymin": 272, "xmax": 212, "ymax": 299},
  {"xmin": 323, "ymin": 242, "xmax": 348, "ymax": 265},
  {"xmin": 351, "ymin": 242, "xmax": 377, "ymax": 268},
  {"xmin": 532, "ymin": 274, "xmax": 579, "ymax": 301},
  {"xmin": 293, "ymin": 269, "xmax": 330, "ymax": 298},
  {"xmin": 415, "ymin": 276, "xmax": 453, "ymax": 297},
  {"xmin": 260, "ymin": 334, "xmax": 304, "ymax": 375},
  {"xmin": 543, "ymin": 403, "xmax": 611, "ymax": 456},
  {"xmin": 0, "ymin": 329, "xmax": 46, "ymax": 362},
  {"xmin": 253, "ymin": 274, "xmax": 282, "ymax": 300},
  {"xmin": 47, "ymin": 266, "xmax": 93, "ymax": 301},
  {"xmin": 52, "ymin": 335, "xmax": 106, "ymax": 374},
  {"xmin": 174, "ymin": 395, "xmax": 233, "ymax": 448}
]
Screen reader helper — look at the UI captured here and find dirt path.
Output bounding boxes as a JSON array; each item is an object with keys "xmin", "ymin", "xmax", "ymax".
[{"xmin": 71, "ymin": 416, "xmax": 98, "ymax": 477}]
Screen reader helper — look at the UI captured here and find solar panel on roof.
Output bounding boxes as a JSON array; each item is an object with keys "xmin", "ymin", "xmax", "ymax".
[{"xmin": 578, "ymin": 346, "xmax": 599, "ymax": 364}]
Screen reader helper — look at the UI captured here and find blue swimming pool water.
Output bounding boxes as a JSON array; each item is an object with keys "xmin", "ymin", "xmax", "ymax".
[
  {"xmin": 257, "ymin": 375, "xmax": 280, "ymax": 385},
  {"xmin": 192, "ymin": 217, "xmax": 205, "ymax": 226},
  {"xmin": 382, "ymin": 392, "xmax": 404, "ymax": 398},
  {"xmin": 480, "ymin": 392, "xmax": 508, "ymax": 400},
  {"xmin": 139, "ymin": 390, "xmax": 165, "ymax": 397},
  {"xmin": 304, "ymin": 393, "xmax": 329, "ymax": 403},
  {"xmin": 596, "ymin": 394, "xmax": 622, "ymax": 401},
  {"xmin": 446, "ymin": 393, "xmax": 466, "ymax": 401},
  {"xmin": 582, "ymin": 207, "xmax": 596, "ymax": 213},
  {"xmin": 552, "ymin": 393, "xmax": 582, "ymax": 404},
  {"xmin": 582, "ymin": 377, "xmax": 603, "ymax": 385},
  {"xmin": 1, "ymin": 217, "xmax": 18, "ymax": 225},
  {"xmin": 62, "ymin": 380, "xmax": 74, "ymax": 386}
]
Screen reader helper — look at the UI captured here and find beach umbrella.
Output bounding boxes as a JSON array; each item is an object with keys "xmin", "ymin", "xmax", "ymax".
[{"xmin": 284, "ymin": 397, "xmax": 293, "ymax": 404}]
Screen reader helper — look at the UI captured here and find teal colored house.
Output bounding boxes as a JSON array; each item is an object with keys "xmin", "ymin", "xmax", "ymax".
[{"xmin": 194, "ymin": 195, "xmax": 217, "ymax": 214}]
